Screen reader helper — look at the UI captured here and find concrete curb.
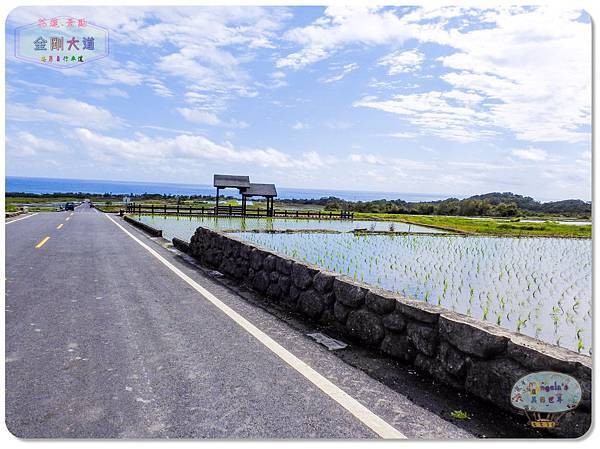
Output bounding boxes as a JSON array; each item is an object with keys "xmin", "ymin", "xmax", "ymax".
[
  {"xmin": 123, "ymin": 215, "xmax": 163, "ymax": 238},
  {"xmin": 173, "ymin": 237, "xmax": 190, "ymax": 253},
  {"xmin": 5, "ymin": 210, "xmax": 25, "ymax": 219}
]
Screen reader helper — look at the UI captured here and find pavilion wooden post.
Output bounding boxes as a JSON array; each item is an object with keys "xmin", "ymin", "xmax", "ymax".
[{"xmin": 213, "ymin": 175, "xmax": 276, "ymax": 218}]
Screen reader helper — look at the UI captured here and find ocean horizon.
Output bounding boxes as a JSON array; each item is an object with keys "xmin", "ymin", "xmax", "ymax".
[{"xmin": 5, "ymin": 176, "xmax": 455, "ymax": 203}]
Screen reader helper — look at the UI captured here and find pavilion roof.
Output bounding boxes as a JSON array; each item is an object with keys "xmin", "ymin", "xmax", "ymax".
[
  {"xmin": 213, "ymin": 174, "xmax": 251, "ymax": 189},
  {"xmin": 243, "ymin": 183, "xmax": 278, "ymax": 197}
]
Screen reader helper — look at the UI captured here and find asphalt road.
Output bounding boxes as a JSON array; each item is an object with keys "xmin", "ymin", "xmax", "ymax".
[{"xmin": 5, "ymin": 204, "xmax": 477, "ymax": 439}]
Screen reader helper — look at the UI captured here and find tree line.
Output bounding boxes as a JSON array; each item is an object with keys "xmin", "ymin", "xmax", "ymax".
[{"xmin": 278, "ymin": 192, "xmax": 591, "ymax": 218}]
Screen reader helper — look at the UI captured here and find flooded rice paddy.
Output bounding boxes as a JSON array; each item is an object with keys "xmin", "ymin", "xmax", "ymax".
[
  {"xmin": 137, "ymin": 214, "xmax": 445, "ymax": 240},
  {"xmin": 138, "ymin": 215, "xmax": 592, "ymax": 353}
]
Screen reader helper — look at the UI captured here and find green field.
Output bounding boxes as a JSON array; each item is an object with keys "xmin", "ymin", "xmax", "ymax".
[{"xmin": 354, "ymin": 213, "xmax": 591, "ymax": 238}]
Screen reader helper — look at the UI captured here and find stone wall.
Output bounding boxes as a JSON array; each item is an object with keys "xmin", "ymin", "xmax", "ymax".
[{"xmin": 187, "ymin": 226, "xmax": 592, "ymax": 437}]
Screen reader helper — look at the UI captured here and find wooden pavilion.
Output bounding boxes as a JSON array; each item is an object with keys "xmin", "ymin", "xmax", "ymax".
[{"xmin": 213, "ymin": 174, "xmax": 277, "ymax": 216}]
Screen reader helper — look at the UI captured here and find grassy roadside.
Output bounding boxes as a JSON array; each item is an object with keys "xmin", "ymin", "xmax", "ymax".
[{"xmin": 354, "ymin": 213, "xmax": 592, "ymax": 238}]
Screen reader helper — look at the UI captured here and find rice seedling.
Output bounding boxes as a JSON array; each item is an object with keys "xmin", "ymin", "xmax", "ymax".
[
  {"xmin": 232, "ymin": 232, "xmax": 591, "ymax": 353},
  {"xmin": 138, "ymin": 215, "xmax": 591, "ymax": 353}
]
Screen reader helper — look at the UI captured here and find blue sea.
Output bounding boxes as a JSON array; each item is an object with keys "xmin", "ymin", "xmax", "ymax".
[{"xmin": 5, "ymin": 176, "xmax": 452, "ymax": 202}]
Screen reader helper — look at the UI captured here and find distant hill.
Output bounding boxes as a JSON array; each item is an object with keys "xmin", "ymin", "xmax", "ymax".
[
  {"xmin": 465, "ymin": 192, "xmax": 591, "ymax": 215},
  {"xmin": 275, "ymin": 191, "xmax": 591, "ymax": 218},
  {"xmin": 466, "ymin": 192, "xmax": 539, "ymax": 208},
  {"xmin": 537, "ymin": 199, "xmax": 592, "ymax": 215}
]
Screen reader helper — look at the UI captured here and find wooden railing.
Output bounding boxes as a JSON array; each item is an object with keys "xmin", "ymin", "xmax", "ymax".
[{"xmin": 125, "ymin": 203, "xmax": 353, "ymax": 220}]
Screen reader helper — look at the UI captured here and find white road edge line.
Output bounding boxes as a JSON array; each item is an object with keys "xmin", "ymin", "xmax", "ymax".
[
  {"xmin": 5, "ymin": 213, "xmax": 39, "ymax": 224},
  {"xmin": 105, "ymin": 213, "xmax": 406, "ymax": 439}
]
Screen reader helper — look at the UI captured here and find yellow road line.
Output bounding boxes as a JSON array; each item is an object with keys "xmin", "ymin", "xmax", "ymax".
[
  {"xmin": 105, "ymin": 213, "xmax": 406, "ymax": 439},
  {"xmin": 56, "ymin": 223, "xmax": 64, "ymax": 230},
  {"xmin": 35, "ymin": 236, "xmax": 50, "ymax": 249}
]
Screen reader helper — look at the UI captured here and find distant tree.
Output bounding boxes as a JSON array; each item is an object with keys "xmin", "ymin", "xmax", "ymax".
[
  {"xmin": 414, "ymin": 203, "xmax": 435, "ymax": 215},
  {"xmin": 436, "ymin": 199, "xmax": 460, "ymax": 216},
  {"xmin": 493, "ymin": 202, "xmax": 520, "ymax": 217}
]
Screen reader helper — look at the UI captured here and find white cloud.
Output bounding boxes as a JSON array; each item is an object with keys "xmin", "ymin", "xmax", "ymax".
[
  {"xmin": 8, "ymin": 80, "xmax": 64, "ymax": 96},
  {"xmin": 7, "ymin": 97, "xmax": 124, "ymax": 130},
  {"xmin": 325, "ymin": 121, "xmax": 353, "ymax": 130},
  {"xmin": 255, "ymin": 71, "xmax": 288, "ymax": 89},
  {"xmin": 183, "ymin": 92, "xmax": 226, "ymax": 111},
  {"xmin": 277, "ymin": 6, "xmax": 411, "ymax": 69},
  {"xmin": 6, "ymin": 132, "xmax": 67, "ymax": 157},
  {"xmin": 146, "ymin": 78, "xmax": 174, "ymax": 97},
  {"xmin": 339, "ymin": 147, "xmax": 590, "ymax": 198},
  {"xmin": 9, "ymin": 7, "xmax": 289, "ymax": 105},
  {"xmin": 156, "ymin": 46, "xmax": 242, "ymax": 85},
  {"xmin": 95, "ymin": 66, "xmax": 144, "ymax": 86},
  {"xmin": 78, "ymin": 58, "xmax": 174, "ymax": 99},
  {"xmin": 292, "ymin": 121, "xmax": 309, "ymax": 130},
  {"xmin": 511, "ymin": 147, "xmax": 549, "ymax": 161},
  {"xmin": 177, "ymin": 108, "xmax": 248, "ymax": 128},
  {"xmin": 127, "ymin": 7, "xmax": 289, "ymax": 49},
  {"xmin": 368, "ymin": 79, "xmax": 420, "ymax": 90},
  {"xmin": 378, "ymin": 49, "xmax": 424, "ymax": 75},
  {"xmin": 433, "ymin": 7, "xmax": 591, "ymax": 143},
  {"xmin": 136, "ymin": 7, "xmax": 290, "ymax": 104},
  {"xmin": 386, "ymin": 131, "xmax": 418, "ymax": 139},
  {"xmin": 38, "ymin": 97, "xmax": 124, "ymax": 129},
  {"xmin": 349, "ymin": 153, "xmax": 384, "ymax": 164},
  {"xmin": 320, "ymin": 63, "xmax": 359, "ymax": 83},
  {"xmin": 576, "ymin": 151, "xmax": 591, "ymax": 164},
  {"xmin": 346, "ymin": 152, "xmax": 536, "ymax": 192},
  {"xmin": 156, "ymin": 45, "xmax": 259, "ymax": 107},
  {"xmin": 443, "ymin": 90, "xmax": 483, "ymax": 104},
  {"xmin": 354, "ymin": 90, "xmax": 497, "ymax": 143},
  {"xmin": 141, "ymin": 125, "xmax": 194, "ymax": 135},
  {"xmin": 72, "ymin": 128, "xmax": 328, "ymax": 171},
  {"xmin": 276, "ymin": 47, "xmax": 328, "ymax": 70},
  {"xmin": 177, "ymin": 108, "xmax": 221, "ymax": 126},
  {"xmin": 282, "ymin": 6, "xmax": 590, "ymax": 144},
  {"xmin": 88, "ymin": 87, "xmax": 129, "ymax": 99}
]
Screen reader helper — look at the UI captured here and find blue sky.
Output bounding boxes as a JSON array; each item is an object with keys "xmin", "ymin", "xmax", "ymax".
[{"xmin": 5, "ymin": 5, "xmax": 592, "ymax": 200}]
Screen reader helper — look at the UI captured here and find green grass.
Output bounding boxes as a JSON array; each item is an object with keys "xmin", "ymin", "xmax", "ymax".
[
  {"xmin": 450, "ymin": 410, "xmax": 471, "ymax": 420},
  {"xmin": 354, "ymin": 213, "xmax": 591, "ymax": 238},
  {"xmin": 7, "ymin": 195, "xmax": 78, "ymax": 204},
  {"xmin": 272, "ymin": 202, "xmax": 327, "ymax": 211},
  {"xmin": 93, "ymin": 205, "xmax": 123, "ymax": 213}
]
